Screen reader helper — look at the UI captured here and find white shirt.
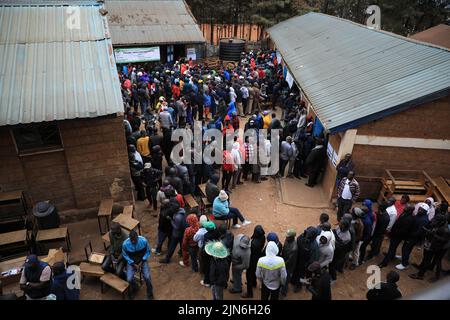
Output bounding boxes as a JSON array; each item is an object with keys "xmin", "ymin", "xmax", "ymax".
[
  {"xmin": 241, "ymin": 86, "xmax": 249, "ymax": 99},
  {"xmin": 341, "ymin": 179, "xmax": 353, "ymax": 200},
  {"xmin": 386, "ymin": 205, "xmax": 398, "ymax": 232},
  {"xmin": 134, "ymin": 151, "xmax": 143, "ymax": 165}
]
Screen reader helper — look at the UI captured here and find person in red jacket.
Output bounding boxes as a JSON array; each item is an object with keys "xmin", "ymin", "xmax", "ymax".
[
  {"xmin": 222, "ymin": 149, "xmax": 234, "ymax": 192},
  {"xmin": 180, "ymin": 214, "xmax": 200, "ymax": 272}
]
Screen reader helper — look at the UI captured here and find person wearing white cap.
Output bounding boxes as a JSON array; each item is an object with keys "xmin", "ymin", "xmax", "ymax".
[
  {"xmin": 395, "ymin": 203, "xmax": 430, "ymax": 270},
  {"xmin": 212, "ymin": 190, "xmax": 251, "ymax": 229}
]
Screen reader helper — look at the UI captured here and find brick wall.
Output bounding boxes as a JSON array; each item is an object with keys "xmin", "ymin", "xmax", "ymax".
[
  {"xmin": 356, "ymin": 96, "xmax": 450, "ymax": 139},
  {"xmin": 0, "ymin": 115, "xmax": 132, "ymax": 214},
  {"xmin": 59, "ymin": 116, "xmax": 132, "ymax": 209}
]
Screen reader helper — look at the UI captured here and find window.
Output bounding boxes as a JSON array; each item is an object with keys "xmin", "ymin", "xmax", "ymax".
[{"xmin": 12, "ymin": 122, "xmax": 62, "ymax": 154}]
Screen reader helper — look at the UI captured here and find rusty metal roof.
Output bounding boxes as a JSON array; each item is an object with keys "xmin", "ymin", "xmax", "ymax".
[
  {"xmin": 410, "ymin": 24, "xmax": 450, "ymax": 49},
  {"xmin": 268, "ymin": 13, "xmax": 450, "ymax": 133},
  {"xmin": 0, "ymin": 3, "xmax": 124, "ymax": 126},
  {"xmin": 105, "ymin": 0, "xmax": 206, "ymax": 46}
]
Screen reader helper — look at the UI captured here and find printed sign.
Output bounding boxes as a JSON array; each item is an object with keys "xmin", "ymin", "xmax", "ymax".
[
  {"xmin": 187, "ymin": 47, "xmax": 197, "ymax": 61},
  {"xmin": 114, "ymin": 47, "xmax": 161, "ymax": 64},
  {"xmin": 286, "ymin": 70, "xmax": 294, "ymax": 88}
]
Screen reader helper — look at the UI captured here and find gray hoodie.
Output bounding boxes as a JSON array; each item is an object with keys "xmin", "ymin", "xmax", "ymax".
[
  {"xmin": 256, "ymin": 241, "xmax": 287, "ymax": 290},
  {"xmin": 231, "ymin": 234, "xmax": 251, "ymax": 271},
  {"xmin": 316, "ymin": 231, "xmax": 334, "ymax": 268}
]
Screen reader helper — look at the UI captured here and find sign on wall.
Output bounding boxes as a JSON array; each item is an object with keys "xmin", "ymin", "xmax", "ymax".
[
  {"xmin": 114, "ymin": 47, "xmax": 161, "ymax": 64},
  {"xmin": 187, "ymin": 47, "xmax": 197, "ymax": 61}
]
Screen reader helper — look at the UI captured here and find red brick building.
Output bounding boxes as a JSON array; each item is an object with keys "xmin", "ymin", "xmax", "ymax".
[
  {"xmin": 269, "ymin": 13, "xmax": 450, "ymax": 201},
  {"xmin": 0, "ymin": 3, "xmax": 132, "ymax": 215}
]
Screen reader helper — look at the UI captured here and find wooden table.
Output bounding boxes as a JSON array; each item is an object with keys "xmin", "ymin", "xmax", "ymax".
[
  {"xmin": 36, "ymin": 227, "xmax": 71, "ymax": 252},
  {"xmin": 122, "ymin": 205, "xmax": 134, "ymax": 218},
  {"xmin": 97, "ymin": 199, "xmax": 113, "ymax": 235},
  {"xmin": 198, "ymin": 184, "xmax": 207, "ymax": 197},
  {"xmin": 0, "ymin": 190, "xmax": 27, "ymax": 226},
  {"xmin": 0, "ymin": 229, "xmax": 28, "ymax": 247},
  {"xmin": 0, "ymin": 255, "xmax": 26, "ymax": 286},
  {"xmin": 184, "ymin": 194, "xmax": 199, "ymax": 208},
  {"xmin": 113, "ymin": 214, "xmax": 141, "ymax": 234},
  {"xmin": 432, "ymin": 177, "xmax": 450, "ymax": 203}
]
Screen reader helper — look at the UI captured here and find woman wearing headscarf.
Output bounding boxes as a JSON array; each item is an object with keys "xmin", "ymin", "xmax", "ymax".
[{"xmin": 242, "ymin": 225, "xmax": 265, "ymax": 298}]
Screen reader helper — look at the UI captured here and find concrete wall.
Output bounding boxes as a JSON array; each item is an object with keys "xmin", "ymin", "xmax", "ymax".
[{"xmin": 0, "ymin": 116, "xmax": 132, "ymax": 215}]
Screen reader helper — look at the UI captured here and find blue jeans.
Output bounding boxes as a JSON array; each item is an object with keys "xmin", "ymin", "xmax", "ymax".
[
  {"xmin": 126, "ymin": 262, "xmax": 153, "ymax": 298},
  {"xmin": 216, "ymin": 207, "xmax": 245, "ymax": 225}
]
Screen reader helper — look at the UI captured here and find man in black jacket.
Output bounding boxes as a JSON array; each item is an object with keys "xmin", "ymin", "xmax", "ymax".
[
  {"xmin": 367, "ymin": 271, "xmax": 402, "ymax": 300},
  {"xmin": 205, "ymin": 174, "xmax": 220, "ymax": 204},
  {"xmin": 366, "ymin": 202, "xmax": 390, "ymax": 261},
  {"xmin": 242, "ymin": 225, "xmax": 266, "ymax": 298},
  {"xmin": 379, "ymin": 205, "xmax": 415, "ymax": 268},
  {"xmin": 292, "ymin": 227, "xmax": 320, "ymax": 292},
  {"xmin": 206, "ymin": 241, "xmax": 230, "ymax": 300},
  {"xmin": 307, "ymin": 261, "xmax": 331, "ymax": 300},
  {"xmin": 304, "ymin": 139, "xmax": 327, "ymax": 188},
  {"xmin": 409, "ymin": 214, "xmax": 450, "ymax": 280}
]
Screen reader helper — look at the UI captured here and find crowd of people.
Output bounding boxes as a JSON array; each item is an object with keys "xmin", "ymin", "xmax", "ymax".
[
  {"xmin": 116, "ymin": 50, "xmax": 450, "ymax": 300},
  {"xmin": 14, "ymin": 50, "xmax": 449, "ymax": 301}
]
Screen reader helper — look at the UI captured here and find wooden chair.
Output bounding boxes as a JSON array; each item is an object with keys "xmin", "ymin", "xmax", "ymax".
[
  {"xmin": 100, "ymin": 272, "xmax": 130, "ymax": 299},
  {"xmin": 84, "ymin": 241, "xmax": 105, "ymax": 265},
  {"xmin": 97, "ymin": 199, "xmax": 113, "ymax": 235},
  {"xmin": 79, "ymin": 262, "xmax": 105, "ymax": 282},
  {"xmin": 122, "ymin": 205, "xmax": 134, "ymax": 218},
  {"xmin": 184, "ymin": 194, "xmax": 199, "ymax": 209},
  {"xmin": 208, "ymin": 214, "xmax": 232, "ymax": 230},
  {"xmin": 0, "ymin": 229, "xmax": 30, "ymax": 257}
]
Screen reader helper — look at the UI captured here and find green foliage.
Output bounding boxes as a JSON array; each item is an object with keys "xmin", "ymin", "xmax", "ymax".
[{"xmin": 186, "ymin": 0, "xmax": 448, "ymax": 36}]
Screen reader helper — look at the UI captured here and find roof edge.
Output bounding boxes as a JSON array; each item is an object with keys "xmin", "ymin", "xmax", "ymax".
[{"xmin": 328, "ymin": 87, "xmax": 450, "ymax": 134}]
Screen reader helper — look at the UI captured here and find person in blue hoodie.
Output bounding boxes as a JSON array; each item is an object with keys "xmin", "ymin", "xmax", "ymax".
[
  {"xmin": 122, "ymin": 231, "xmax": 153, "ymax": 299},
  {"xmin": 50, "ymin": 262, "xmax": 80, "ymax": 300}
]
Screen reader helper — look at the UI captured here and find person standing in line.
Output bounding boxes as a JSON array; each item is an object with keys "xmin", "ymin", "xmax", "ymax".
[
  {"xmin": 242, "ymin": 225, "xmax": 266, "ymax": 298},
  {"xmin": 281, "ymin": 229, "xmax": 298, "ymax": 297},
  {"xmin": 336, "ymin": 171, "xmax": 360, "ymax": 221},
  {"xmin": 229, "ymin": 234, "xmax": 251, "ymax": 294},
  {"xmin": 255, "ymin": 241, "xmax": 287, "ymax": 301},
  {"xmin": 307, "ymin": 261, "xmax": 331, "ymax": 300},
  {"xmin": 207, "ymin": 241, "xmax": 230, "ymax": 300}
]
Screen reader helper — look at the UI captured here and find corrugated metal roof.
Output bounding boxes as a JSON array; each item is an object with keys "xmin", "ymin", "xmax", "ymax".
[
  {"xmin": 268, "ymin": 13, "xmax": 450, "ymax": 133},
  {"xmin": 0, "ymin": 4, "xmax": 124, "ymax": 126},
  {"xmin": 105, "ymin": 0, "xmax": 206, "ymax": 45}
]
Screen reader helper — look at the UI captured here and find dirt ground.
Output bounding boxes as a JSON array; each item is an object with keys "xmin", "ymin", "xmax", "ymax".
[{"xmin": 4, "ymin": 177, "xmax": 448, "ymax": 300}]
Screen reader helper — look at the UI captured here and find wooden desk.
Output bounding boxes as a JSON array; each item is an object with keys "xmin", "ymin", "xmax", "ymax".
[
  {"xmin": 0, "ymin": 255, "xmax": 26, "ymax": 286},
  {"xmin": 100, "ymin": 273, "xmax": 129, "ymax": 299},
  {"xmin": 0, "ymin": 190, "xmax": 27, "ymax": 226},
  {"xmin": 112, "ymin": 214, "xmax": 141, "ymax": 234},
  {"xmin": 122, "ymin": 205, "xmax": 134, "ymax": 218},
  {"xmin": 184, "ymin": 194, "xmax": 199, "ymax": 208},
  {"xmin": 36, "ymin": 227, "xmax": 71, "ymax": 252},
  {"xmin": 0, "ymin": 191, "xmax": 23, "ymax": 203},
  {"xmin": 0, "ymin": 229, "xmax": 28, "ymax": 247},
  {"xmin": 79, "ymin": 262, "xmax": 105, "ymax": 278},
  {"xmin": 97, "ymin": 199, "xmax": 113, "ymax": 235},
  {"xmin": 433, "ymin": 177, "xmax": 450, "ymax": 203}
]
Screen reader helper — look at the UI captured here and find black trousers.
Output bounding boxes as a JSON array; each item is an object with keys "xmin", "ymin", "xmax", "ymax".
[
  {"xmin": 261, "ymin": 283, "xmax": 280, "ymax": 301},
  {"xmin": 246, "ymin": 265, "xmax": 257, "ymax": 296},
  {"xmin": 145, "ymin": 186, "xmax": 158, "ymax": 210},
  {"xmin": 418, "ymin": 249, "xmax": 446, "ymax": 278},
  {"xmin": 368, "ymin": 234, "xmax": 384, "ymax": 259},
  {"xmin": 132, "ymin": 175, "xmax": 146, "ymax": 201},
  {"xmin": 337, "ymin": 198, "xmax": 352, "ymax": 221},
  {"xmin": 222, "ymin": 170, "xmax": 233, "ymax": 191},
  {"xmin": 381, "ymin": 237, "xmax": 403, "ymax": 266},
  {"xmin": 308, "ymin": 168, "xmax": 321, "ymax": 186},
  {"xmin": 358, "ymin": 238, "xmax": 372, "ymax": 265},
  {"xmin": 165, "ymin": 236, "xmax": 183, "ymax": 262}
]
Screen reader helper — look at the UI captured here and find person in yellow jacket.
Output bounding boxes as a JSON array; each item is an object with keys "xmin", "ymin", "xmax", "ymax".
[
  {"xmin": 262, "ymin": 110, "xmax": 271, "ymax": 129},
  {"xmin": 136, "ymin": 130, "xmax": 151, "ymax": 163}
]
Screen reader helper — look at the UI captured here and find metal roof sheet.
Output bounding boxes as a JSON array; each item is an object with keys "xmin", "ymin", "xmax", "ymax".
[
  {"xmin": 0, "ymin": 4, "xmax": 124, "ymax": 126},
  {"xmin": 268, "ymin": 13, "xmax": 450, "ymax": 133},
  {"xmin": 105, "ymin": 0, "xmax": 206, "ymax": 45}
]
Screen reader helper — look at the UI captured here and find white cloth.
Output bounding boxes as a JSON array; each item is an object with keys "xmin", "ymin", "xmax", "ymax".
[
  {"xmin": 341, "ymin": 179, "xmax": 353, "ymax": 200},
  {"xmin": 386, "ymin": 205, "xmax": 398, "ymax": 232},
  {"xmin": 134, "ymin": 151, "xmax": 143, "ymax": 165}
]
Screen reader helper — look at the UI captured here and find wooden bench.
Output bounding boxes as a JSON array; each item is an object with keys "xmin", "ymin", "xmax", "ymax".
[
  {"xmin": 209, "ymin": 214, "xmax": 232, "ymax": 230},
  {"xmin": 184, "ymin": 194, "xmax": 199, "ymax": 209},
  {"xmin": 36, "ymin": 227, "xmax": 71, "ymax": 252},
  {"xmin": 98, "ymin": 199, "xmax": 113, "ymax": 235},
  {"xmin": 100, "ymin": 272, "xmax": 130, "ymax": 299},
  {"xmin": 113, "ymin": 214, "xmax": 141, "ymax": 234},
  {"xmin": 0, "ymin": 255, "xmax": 26, "ymax": 286},
  {"xmin": 102, "ymin": 232, "xmax": 111, "ymax": 251},
  {"xmin": 79, "ymin": 262, "xmax": 105, "ymax": 279}
]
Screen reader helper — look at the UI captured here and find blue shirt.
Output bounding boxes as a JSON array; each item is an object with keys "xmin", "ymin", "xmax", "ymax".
[{"xmin": 122, "ymin": 236, "xmax": 151, "ymax": 265}]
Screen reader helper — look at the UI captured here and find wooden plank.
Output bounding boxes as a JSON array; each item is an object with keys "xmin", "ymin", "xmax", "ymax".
[
  {"xmin": 101, "ymin": 273, "xmax": 129, "ymax": 293},
  {"xmin": 89, "ymin": 253, "xmax": 106, "ymax": 265},
  {"xmin": 122, "ymin": 205, "xmax": 134, "ymax": 217},
  {"xmin": 0, "ymin": 256, "xmax": 26, "ymax": 273},
  {"xmin": 0, "ymin": 190, "xmax": 23, "ymax": 203},
  {"xmin": 98, "ymin": 199, "xmax": 113, "ymax": 217},
  {"xmin": 434, "ymin": 177, "xmax": 450, "ymax": 202},
  {"xmin": 36, "ymin": 227, "xmax": 67, "ymax": 242},
  {"xmin": 199, "ymin": 184, "xmax": 207, "ymax": 197},
  {"xmin": 80, "ymin": 262, "xmax": 105, "ymax": 277},
  {"xmin": 385, "ymin": 180, "xmax": 423, "ymax": 187},
  {"xmin": 112, "ymin": 214, "xmax": 139, "ymax": 232},
  {"xmin": 0, "ymin": 229, "xmax": 27, "ymax": 247},
  {"xmin": 393, "ymin": 194, "xmax": 427, "ymax": 203},
  {"xmin": 202, "ymin": 197, "xmax": 212, "ymax": 206},
  {"xmin": 184, "ymin": 194, "xmax": 199, "ymax": 208}
]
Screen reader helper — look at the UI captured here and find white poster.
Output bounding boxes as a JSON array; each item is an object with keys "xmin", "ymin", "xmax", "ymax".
[
  {"xmin": 286, "ymin": 70, "xmax": 294, "ymax": 88},
  {"xmin": 276, "ymin": 51, "xmax": 282, "ymax": 63},
  {"xmin": 187, "ymin": 47, "xmax": 197, "ymax": 61},
  {"xmin": 327, "ymin": 142, "xmax": 333, "ymax": 160},
  {"xmin": 332, "ymin": 151, "xmax": 339, "ymax": 167},
  {"xmin": 114, "ymin": 47, "xmax": 161, "ymax": 64}
]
